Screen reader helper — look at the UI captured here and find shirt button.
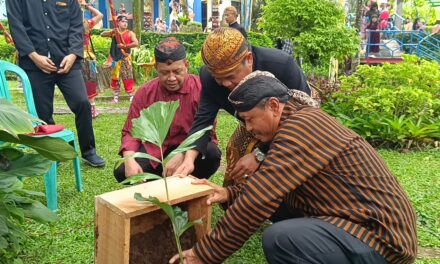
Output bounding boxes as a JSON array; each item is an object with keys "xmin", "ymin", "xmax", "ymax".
[
  {"xmin": 43, "ymin": 0, "xmax": 46, "ymax": 2},
  {"xmin": 44, "ymin": 12, "xmax": 48, "ymax": 15},
  {"xmin": 46, "ymin": 26, "xmax": 50, "ymax": 29},
  {"xmin": 47, "ymin": 38, "xmax": 50, "ymax": 41}
]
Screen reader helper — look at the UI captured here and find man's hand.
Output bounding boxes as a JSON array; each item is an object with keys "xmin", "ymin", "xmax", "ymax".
[
  {"xmin": 124, "ymin": 158, "xmax": 143, "ymax": 178},
  {"xmin": 117, "ymin": 43, "xmax": 126, "ymax": 49},
  {"xmin": 58, "ymin": 54, "xmax": 77, "ymax": 74},
  {"xmin": 28, "ymin": 52, "xmax": 57, "ymax": 74},
  {"xmin": 230, "ymin": 153, "xmax": 260, "ymax": 181},
  {"xmin": 168, "ymin": 150, "xmax": 198, "ymax": 177},
  {"xmin": 164, "ymin": 153, "xmax": 184, "ymax": 177},
  {"xmin": 192, "ymin": 179, "xmax": 228, "ymax": 205},
  {"xmin": 169, "ymin": 249, "xmax": 203, "ymax": 264}
]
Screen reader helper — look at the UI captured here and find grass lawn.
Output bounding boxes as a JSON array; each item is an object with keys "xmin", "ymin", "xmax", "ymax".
[{"xmin": 16, "ymin": 109, "xmax": 440, "ymax": 263}]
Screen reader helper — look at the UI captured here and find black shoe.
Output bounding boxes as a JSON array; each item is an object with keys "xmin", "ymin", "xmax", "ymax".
[{"xmin": 82, "ymin": 153, "xmax": 105, "ymax": 167}]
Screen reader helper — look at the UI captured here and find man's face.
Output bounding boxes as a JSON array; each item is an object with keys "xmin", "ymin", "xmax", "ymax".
[
  {"xmin": 238, "ymin": 98, "xmax": 281, "ymax": 142},
  {"xmin": 155, "ymin": 59, "xmax": 188, "ymax": 92},
  {"xmin": 118, "ymin": 19, "xmax": 128, "ymax": 29},
  {"xmin": 224, "ymin": 11, "xmax": 236, "ymax": 24},
  {"xmin": 211, "ymin": 53, "xmax": 253, "ymax": 91}
]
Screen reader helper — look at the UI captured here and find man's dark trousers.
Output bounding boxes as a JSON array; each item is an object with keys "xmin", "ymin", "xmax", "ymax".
[
  {"xmin": 263, "ymin": 217, "xmax": 389, "ymax": 264},
  {"xmin": 26, "ymin": 69, "xmax": 96, "ymax": 157}
]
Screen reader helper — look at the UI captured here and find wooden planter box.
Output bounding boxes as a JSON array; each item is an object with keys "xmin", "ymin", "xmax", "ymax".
[{"xmin": 95, "ymin": 176, "xmax": 213, "ymax": 264}]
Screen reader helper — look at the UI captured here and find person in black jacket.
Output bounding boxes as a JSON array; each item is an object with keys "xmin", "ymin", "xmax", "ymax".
[
  {"xmin": 6, "ymin": 0, "xmax": 105, "ymax": 167},
  {"xmin": 165, "ymin": 28, "xmax": 312, "ymax": 194},
  {"xmin": 224, "ymin": 6, "xmax": 247, "ymax": 39}
]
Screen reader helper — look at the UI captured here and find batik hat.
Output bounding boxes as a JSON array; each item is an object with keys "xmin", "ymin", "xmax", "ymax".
[{"xmin": 201, "ymin": 27, "xmax": 249, "ymax": 75}]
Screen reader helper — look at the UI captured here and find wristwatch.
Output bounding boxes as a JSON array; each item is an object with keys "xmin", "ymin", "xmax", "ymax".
[{"xmin": 253, "ymin": 147, "xmax": 265, "ymax": 162}]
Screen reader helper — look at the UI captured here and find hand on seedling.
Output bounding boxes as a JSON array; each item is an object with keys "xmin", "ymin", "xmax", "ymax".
[
  {"xmin": 169, "ymin": 249, "xmax": 203, "ymax": 264},
  {"xmin": 164, "ymin": 153, "xmax": 184, "ymax": 177},
  {"xmin": 124, "ymin": 159, "xmax": 143, "ymax": 177},
  {"xmin": 168, "ymin": 157, "xmax": 195, "ymax": 177},
  {"xmin": 230, "ymin": 152, "xmax": 260, "ymax": 181},
  {"xmin": 192, "ymin": 179, "xmax": 227, "ymax": 205}
]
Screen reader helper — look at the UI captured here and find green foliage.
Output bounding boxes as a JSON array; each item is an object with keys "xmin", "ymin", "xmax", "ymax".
[
  {"xmin": 293, "ymin": 26, "xmax": 359, "ymax": 64},
  {"xmin": 259, "ymin": 0, "xmax": 344, "ymax": 39},
  {"xmin": 323, "ymin": 55, "xmax": 440, "ymax": 149},
  {"xmin": 0, "ymin": 37, "xmax": 16, "ymax": 64},
  {"xmin": 0, "ymin": 103, "xmax": 76, "ymax": 263},
  {"xmin": 258, "ymin": 0, "xmax": 359, "ymax": 66}
]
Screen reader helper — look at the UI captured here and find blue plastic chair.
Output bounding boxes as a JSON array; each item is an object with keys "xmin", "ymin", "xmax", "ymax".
[{"xmin": 0, "ymin": 60, "xmax": 83, "ymax": 212}]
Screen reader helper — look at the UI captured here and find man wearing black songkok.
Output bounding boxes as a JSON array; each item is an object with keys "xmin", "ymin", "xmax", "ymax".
[
  {"xmin": 170, "ymin": 71, "xmax": 417, "ymax": 264},
  {"xmin": 114, "ymin": 37, "xmax": 221, "ymax": 183}
]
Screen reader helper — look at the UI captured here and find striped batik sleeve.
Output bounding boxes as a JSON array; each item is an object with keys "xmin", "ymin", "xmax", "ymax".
[{"xmin": 193, "ymin": 108, "xmax": 355, "ymax": 263}]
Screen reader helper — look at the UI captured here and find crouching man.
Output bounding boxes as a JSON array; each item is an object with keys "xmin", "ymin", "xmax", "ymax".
[
  {"xmin": 170, "ymin": 71, "xmax": 417, "ymax": 264},
  {"xmin": 114, "ymin": 37, "xmax": 221, "ymax": 183}
]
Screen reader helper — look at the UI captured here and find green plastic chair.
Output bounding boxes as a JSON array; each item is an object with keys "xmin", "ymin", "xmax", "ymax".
[{"xmin": 0, "ymin": 60, "xmax": 83, "ymax": 212}]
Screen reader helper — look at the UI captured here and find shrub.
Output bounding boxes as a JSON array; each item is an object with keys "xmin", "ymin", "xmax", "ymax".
[{"xmin": 323, "ymin": 55, "xmax": 440, "ymax": 149}]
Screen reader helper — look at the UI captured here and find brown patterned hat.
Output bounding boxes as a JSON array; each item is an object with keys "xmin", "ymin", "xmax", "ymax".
[{"xmin": 201, "ymin": 28, "xmax": 249, "ymax": 75}]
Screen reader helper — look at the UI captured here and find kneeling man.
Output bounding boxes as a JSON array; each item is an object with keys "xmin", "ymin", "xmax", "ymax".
[
  {"xmin": 171, "ymin": 71, "xmax": 417, "ymax": 264},
  {"xmin": 114, "ymin": 37, "xmax": 221, "ymax": 183}
]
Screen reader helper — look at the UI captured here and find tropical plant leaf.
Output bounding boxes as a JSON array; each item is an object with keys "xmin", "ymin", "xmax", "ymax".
[
  {"xmin": 0, "ymin": 154, "xmax": 51, "ymax": 179},
  {"xmin": 21, "ymin": 201, "xmax": 58, "ymax": 223},
  {"xmin": 145, "ymin": 195, "xmax": 175, "ymax": 220},
  {"xmin": 173, "ymin": 206, "xmax": 203, "ymax": 237},
  {"xmin": 131, "ymin": 101, "xmax": 180, "ymax": 147},
  {"xmin": 0, "ymin": 235, "xmax": 7, "ymax": 249},
  {"xmin": 0, "ymin": 131, "xmax": 77, "ymax": 161},
  {"xmin": 164, "ymin": 125, "xmax": 213, "ymax": 164},
  {"xmin": 134, "ymin": 192, "xmax": 149, "ymax": 202},
  {"xmin": 0, "ymin": 147, "xmax": 23, "ymax": 161},
  {"xmin": 0, "ymin": 216, "xmax": 8, "ymax": 236},
  {"xmin": 114, "ymin": 152, "xmax": 162, "ymax": 169},
  {"xmin": 0, "ymin": 102, "xmax": 41, "ymax": 138},
  {"xmin": 121, "ymin": 173, "xmax": 162, "ymax": 185}
]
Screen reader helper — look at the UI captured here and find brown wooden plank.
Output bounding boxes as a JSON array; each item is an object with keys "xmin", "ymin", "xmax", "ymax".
[
  {"xmin": 96, "ymin": 176, "xmax": 214, "ymax": 218},
  {"xmin": 95, "ymin": 197, "xmax": 130, "ymax": 264},
  {"xmin": 187, "ymin": 196, "xmax": 212, "ymax": 240}
]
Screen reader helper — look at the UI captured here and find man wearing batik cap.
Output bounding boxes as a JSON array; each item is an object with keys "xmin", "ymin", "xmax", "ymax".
[
  {"xmin": 114, "ymin": 37, "xmax": 221, "ymax": 183},
  {"xmin": 167, "ymin": 27, "xmax": 311, "ymax": 195},
  {"xmin": 170, "ymin": 71, "xmax": 417, "ymax": 264}
]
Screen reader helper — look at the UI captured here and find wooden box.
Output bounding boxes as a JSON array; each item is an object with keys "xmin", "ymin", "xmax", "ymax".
[{"xmin": 95, "ymin": 176, "xmax": 213, "ymax": 264}]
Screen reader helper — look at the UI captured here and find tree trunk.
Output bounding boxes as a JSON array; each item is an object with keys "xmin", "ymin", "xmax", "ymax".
[
  {"xmin": 395, "ymin": 0, "xmax": 404, "ymax": 29},
  {"xmin": 133, "ymin": 0, "xmax": 142, "ymax": 45},
  {"xmin": 354, "ymin": 0, "xmax": 363, "ymax": 32}
]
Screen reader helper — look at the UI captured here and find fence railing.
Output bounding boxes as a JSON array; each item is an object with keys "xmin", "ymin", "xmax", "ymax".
[{"xmin": 363, "ymin": 29, "xmax": 440, "ymax": 63}]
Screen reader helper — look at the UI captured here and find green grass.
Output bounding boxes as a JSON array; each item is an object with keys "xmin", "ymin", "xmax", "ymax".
[{"xmin": 17, "ymin": 112, "xmax": 440, "ymax": 263}]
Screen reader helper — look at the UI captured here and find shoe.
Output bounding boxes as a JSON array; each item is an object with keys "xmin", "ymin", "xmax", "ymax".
[
  {"xmin": 112, "ymin": 96, "xmax": 119, "ymax": 104},
  {"xmin": 129, "ymin": 95, "xmax": 134, "ymax": 102},
  {"xmin": 91, "ymin": 105, "xmax": 99, "ymax": 119},
  {"xmin": 82, "ymin": 153, "xmax": 105, "ymax": 167}
]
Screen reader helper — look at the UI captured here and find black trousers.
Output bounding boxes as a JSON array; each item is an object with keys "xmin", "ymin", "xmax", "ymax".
[
  {"xmin": 263, "ymin": 217, "xmax": 389, "ymax": 264},
  {"xmin": 114, "ymin": 142, "xmax": 221, "ymax": 183},
  {"xmin": 26, "ymin": 69, "xmax": 96, "ymax": 156}
]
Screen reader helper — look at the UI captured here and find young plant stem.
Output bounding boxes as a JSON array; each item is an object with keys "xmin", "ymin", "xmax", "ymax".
[
  {"xmin": 160, "ymin": 147, "xmax": 170, "ymax": 202},
  {"xmin": 172, "ymin": 223, "xmax": 185, "ymax": 264}
]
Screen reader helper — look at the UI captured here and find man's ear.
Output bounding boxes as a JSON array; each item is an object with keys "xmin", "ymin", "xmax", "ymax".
[{"xmin": 267, "ymin": 98, "xmax": 281, "ymax": 115}]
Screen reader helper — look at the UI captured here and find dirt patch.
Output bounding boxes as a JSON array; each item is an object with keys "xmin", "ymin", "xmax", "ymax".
[
  {"xmin": 129, "ymin": 218, "xmax": 197, "ymax": 264},
  {"xmin": 418, "ymin": 246, "xmax": 440, "ymax": 259}
]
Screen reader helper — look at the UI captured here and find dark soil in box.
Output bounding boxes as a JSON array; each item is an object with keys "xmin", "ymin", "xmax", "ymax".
[{"xmin": 129, "ymin": 218, "xmax": 197, "ymax": 264}]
